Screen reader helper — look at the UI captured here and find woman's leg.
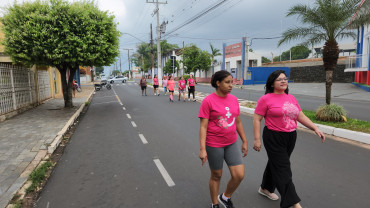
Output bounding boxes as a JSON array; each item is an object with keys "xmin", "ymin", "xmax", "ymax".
[
  {"xmin": 224, "ymin": 164, "xmax": 244, "ymax": 197},
  {"xmin": 263, "ymin": 128, "xmax": 300, "ymax": 208},
  {"xmin": 210, "ymin": 169, "xmax": 223, "ymax": 205}
]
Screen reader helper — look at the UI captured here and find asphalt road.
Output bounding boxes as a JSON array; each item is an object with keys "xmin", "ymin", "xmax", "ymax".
[{"xmin": 35, "ymin": 82, "xmax": 370, "ymax": 208}]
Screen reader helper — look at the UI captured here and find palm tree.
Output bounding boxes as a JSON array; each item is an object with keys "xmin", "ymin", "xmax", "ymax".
[
  {"xmin": 210, "ymin": 43, "xmax": 222, "ymax": 75},
  {"xmin": 278, "ymin": 0, "xmax": 370, "ymax": 104}
]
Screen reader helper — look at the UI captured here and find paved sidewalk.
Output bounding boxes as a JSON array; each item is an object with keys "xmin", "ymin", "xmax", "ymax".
[{"xmin": 0, "ymin": 85, "xmax": 94, "ymax": 208}]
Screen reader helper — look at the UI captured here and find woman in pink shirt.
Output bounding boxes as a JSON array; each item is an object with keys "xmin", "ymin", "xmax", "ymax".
[
  {"xmin": 167, "ymin": 75, "xmax": 175, "ymax": 102},
  {"xmin": 153, "ymin": 74, "xmax": 160, "ymax": 96},
  {"xmin": 187, "ymin": 74, "xmax": 196, "ymax": 102},
  {"xmin": 253, "ymin": 70, "xmax": 325, "ymax": 208},
  {"xmin": 162, "ymin": 76, "xmax": 168, "ymax": 95},
  {"xmin": 198, "ymin": 70, "xmax": 248, "ymax": 208},
  {"xmin": 177, "ymin": 76, "xmax": 186, "ymax": 101}
]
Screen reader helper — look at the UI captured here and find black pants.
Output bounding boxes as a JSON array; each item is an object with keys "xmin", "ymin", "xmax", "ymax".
[
  {"xmin": 188, "ymin": 86, "xmax": 195, "ymax": 99},
  {"xmin": 261, "ymin": 127, "xmax": 301, "ymax": 208}
]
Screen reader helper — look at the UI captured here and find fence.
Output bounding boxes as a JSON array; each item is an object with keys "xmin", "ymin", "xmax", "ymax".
[{"xmin": 0, "ymin": 63, "xmax": 51, "ymax": 116}]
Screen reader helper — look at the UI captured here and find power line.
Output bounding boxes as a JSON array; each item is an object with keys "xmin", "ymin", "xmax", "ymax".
[{"xmin": 163, "ymin": 0, "xmax": 230, "ymax": 38}]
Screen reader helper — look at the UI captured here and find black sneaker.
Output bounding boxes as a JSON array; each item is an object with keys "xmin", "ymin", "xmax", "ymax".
[
  {"xmin": 218, "ymin": 194, "xmax": 234, "ymax": 208},
  {"xmin": 211, "ymin": 204, "xmax": 220, "ymax": 208}
]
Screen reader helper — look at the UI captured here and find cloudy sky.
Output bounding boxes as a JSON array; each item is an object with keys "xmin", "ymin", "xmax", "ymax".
[{"xmin": 0, "ymin": 0, "xmax": 357, "ymax": 73}]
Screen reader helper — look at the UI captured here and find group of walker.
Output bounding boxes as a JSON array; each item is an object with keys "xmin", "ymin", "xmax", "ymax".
[
  {"xmin": 139, "ymin": 74, "xmax": 196, "ymax": 102},
  {"xmin": 199, "ymin": 70, "xmax": 325, "ymax": 208}
]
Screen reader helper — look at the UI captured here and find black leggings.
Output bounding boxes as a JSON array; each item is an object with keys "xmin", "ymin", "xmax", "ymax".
[
  {"xmin": 188, "ymin": 86, "xmax": 195, "ymax": 99},
  {"xmin": 261, "ymin": 127, "xmax": 301, "ymax": 208}
]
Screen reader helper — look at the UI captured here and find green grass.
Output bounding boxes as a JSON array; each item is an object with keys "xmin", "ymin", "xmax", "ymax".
[
  {"xmin": 302, "ymin": 109, "xmax": 370, "ymax": 133},
  {"xmin": 26, "ymin": 161, "xmax": 52, "ymax": 193}
]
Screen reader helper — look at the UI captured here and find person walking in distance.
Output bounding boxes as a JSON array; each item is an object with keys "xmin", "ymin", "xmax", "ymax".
[
  {"xmin": 167, "ymin": 75, "xmax": 175, "ymax": 102},
  {"xmin": 153, "ymin": 74, "xmax": 160, "ymax": 96},
  {"xmin": 187, "ymin": 74, "xmax": 196, "ymax": 102},
  {"xmin": 162, "ymin": 76, "xmax": 168, "ymax": 95},
  {"xmin": 253, "ymin": 70, "xmax": 325, "ymax": 208},
  {"xmin": 178, "ymin": 76, "xmax": 186, "ymax": 101},
  {"xmin": 199, "ymin": 70, "xmax": 248, "ymax": 208},
  {"xmin": 139, "ymin": 76, "xmax": 147, "ymax": 96}
]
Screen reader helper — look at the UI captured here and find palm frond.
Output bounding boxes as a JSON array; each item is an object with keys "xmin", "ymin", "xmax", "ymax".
[
  {"xmin": 278, "ymin": 27, "xmax": 326, "ymax": 46},
  {"xmin": 335, "ymin": 31, "xmax": 357, "ymax": 40}
]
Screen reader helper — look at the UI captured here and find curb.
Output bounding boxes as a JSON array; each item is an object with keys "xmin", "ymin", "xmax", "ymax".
[
  {"xmin": 4, "ymin": 90, "xmax": 95, "ymax": 208},
  {"xmin": 241, "ymin": 106, "xmax": 370, "ymax": 145}
]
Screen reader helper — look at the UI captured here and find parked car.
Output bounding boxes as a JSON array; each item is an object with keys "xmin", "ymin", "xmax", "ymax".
[{"xmin": 108, "ymin": 75, "xmax": 128, "ymax": 83}]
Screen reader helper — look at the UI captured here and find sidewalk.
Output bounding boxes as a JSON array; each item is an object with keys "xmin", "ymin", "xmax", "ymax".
[{"xmin": 0, "ymin": 85, "xmax": 94, "ymax": 208}]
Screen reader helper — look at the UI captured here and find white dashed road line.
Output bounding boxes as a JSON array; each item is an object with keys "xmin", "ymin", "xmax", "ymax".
[
  {"xmin": 122, "ymin": 107, "xmax": 126, "ymax": 110},
  {"xmin": 131, "ymin": 121, "xmax": 137, "ymax": 127},
  {"xmin": 127, "ymin": 114, "xmax": 131, "ymax": 119},
  {"xmin": 153, "ymin": 159, "xmax": 175, "ymax": 187},
  {"xmin": 138, "ymin": 134, "xmax": 148, "ymax": 144}
]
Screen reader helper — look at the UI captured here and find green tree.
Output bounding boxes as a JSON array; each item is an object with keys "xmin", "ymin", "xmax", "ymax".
[
  {"xmin": 278, "ymin": 0, "xmax": 370, "ymax": 105},
  {"xmin": 163, "ymin": 59, "xmax": 180, "ymax": 75},
  {"xmin": 262, "ymin": 56, "xmax": 271, "ymax": 63},
  {"xmin": 95, "ymin": 66, "xmax": 104, "ymax": 76},
  {"xmin": 0, "ymin": 0, "xmax": 120, "ymax": 107},
  {"xmin": 182, "ymin": 44, "xmax": 211, "ymax": 77},
  {"xmin": 111, "ymin": 70, "xmax": 121, "ymax": 76},
  {"xmin": 209, "ymin": 43, "xmax": 222, "ymax": 64}
]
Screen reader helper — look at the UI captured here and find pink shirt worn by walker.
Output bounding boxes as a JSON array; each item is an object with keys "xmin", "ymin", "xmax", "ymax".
[
  {"xmin": 153, "ymin": 78, "xmax": 159, "ymax": 85},
  {"xmin": 188, "ymin": 78, "xmax": 195, "ymax": 86},
  {"xmin": 162, "ymin": 79, "xmax": 168, "ymax": 87},
  {"xmin": 255, "ymin": 93, "xmax": 301, "ymax": 132},
  {"xmin": 167, "ymin": 80, "xmax": 175, "ymax": 91},
  {"xmin": 198, "ymin": 93, "xmax": 240, "ymax": 147},
  {"xmin": 178, "ymin": 80, "xmax": 186, "ymax": 90}
]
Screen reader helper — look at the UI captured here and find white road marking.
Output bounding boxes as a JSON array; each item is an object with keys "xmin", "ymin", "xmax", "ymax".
[
  {"xmin": 153, "ymin": 159, "xmax": 175, "ymax": 187},
  {"xmin": 131, "ymin": 121, "xmax": 137, "ymax": 127},
  {"xmin": 91, "ymin": 101, "xmax": 119, "ymax": 105},
  {"xmin": 138, "ymin": 134, "xmax": 148, "ymax": 144},
  {"xmin": 127, "ymin": 114, "xmax": 131, "ymax": 119},
  {"xmin": 122, "ymin": 107, "xmax": 126, "ymax": 110}
]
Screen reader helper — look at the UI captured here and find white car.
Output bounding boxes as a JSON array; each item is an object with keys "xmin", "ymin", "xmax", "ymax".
[{"xmin": 108, "ymin": 75, "xmax": 128, "ymax": 83}]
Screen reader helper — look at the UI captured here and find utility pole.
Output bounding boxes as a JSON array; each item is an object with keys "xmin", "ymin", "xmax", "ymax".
[
  {"xmin": 122, "ymin": 48, "xmax": 133, "ymax": 79},
  {"xmin": 120, "ymin": 55, "xmax": 122, "ymax": 72},
  {"xmin": 147, "ymin": 0, "xmax": 167, "ymax": 85},
  {"xmin": 150, "ymin": 23, "xmax": 154, "ymax": 78}
]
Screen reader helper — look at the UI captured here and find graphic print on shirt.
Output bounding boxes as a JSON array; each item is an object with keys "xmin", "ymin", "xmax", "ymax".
[
  {"xmin": 217, "ymin": 107, "xmax": 236, "ymax": 129},
  {"xmin": 282, "ymin": 101, "xmax": 299, "ymax": 129}
]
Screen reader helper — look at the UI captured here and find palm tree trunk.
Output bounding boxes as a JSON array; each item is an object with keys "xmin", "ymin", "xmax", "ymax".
[{"xmin": 322, "ymin": 39, "xmax": 339, "ymax": 105}]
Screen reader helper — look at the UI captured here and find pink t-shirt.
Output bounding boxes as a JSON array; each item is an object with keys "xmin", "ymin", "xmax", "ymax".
[
  {"xmin": 255, "ymin": 93, "xmax": 301, "ymax": 132},
  {"xmin": 162, "ymin": 79, "xmax": 167, "ymax": 87},
  {"xmin": 167, "ymin": 80, "xmax": 175, "ymax": 91},
  {"xmin": 153, "ymin": 78, "xmax": 159, "ymax": 85},
  {"xmin": 178, "ymin": 80, "xmax": 186, "ymax": 90},
  {"xmin": 198, "ymin": 93, "xmax": 240, "ymax": 147},
  {"xmin": 188, "ymin": 78, "xmax": 195, "ymax": 86}
]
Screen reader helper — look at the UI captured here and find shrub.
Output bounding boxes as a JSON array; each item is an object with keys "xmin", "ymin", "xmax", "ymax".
[{"xmin": 315, "ymin": 104, "xmax": 347, "ymax": 122}]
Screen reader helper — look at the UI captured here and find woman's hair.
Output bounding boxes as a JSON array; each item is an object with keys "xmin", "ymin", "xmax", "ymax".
[
  {"xmin": 264, "ymin": 70, "xmax": 289, "ymax": 94},
  {"xmin": 180, "ymin": 76, "xmax": 184, "ymax": 79},
  {"xmin": 154, "ymin": 74, "xmax": 157, "ymax": 78},
  {"xmin": 169, "ymin": 75, "xmax": 172, "ymax": 79},
  {"xmin": 211, "ymin": 70, "xmax": 232, "ymax": 89},
  {"xmin": 190, "ymin": 74, "xmax": 193, "ymax": 78}
]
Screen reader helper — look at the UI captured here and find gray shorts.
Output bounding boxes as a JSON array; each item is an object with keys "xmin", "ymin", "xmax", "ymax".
[{"xmin": 206, "ymin": 141, "xmax": 243, "ymax": 170}]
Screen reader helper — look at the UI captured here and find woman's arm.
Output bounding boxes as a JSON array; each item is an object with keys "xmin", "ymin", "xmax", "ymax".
[
  {"xmin": 236, "ymin": 116, "xmax": 248, "ymax": 157},
  {"xmin": 253, "ymin": 113, "xmax": 264, "ymax": 152},
  {"xmin": 297, "ymin": 111, "xmax": 325, "ymax": 142},
  {"xmin": 199, "ymin": 118, "xmax": 209, "ymax": 166}
]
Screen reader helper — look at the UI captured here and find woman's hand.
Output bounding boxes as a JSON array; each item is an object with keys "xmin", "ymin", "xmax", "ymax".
[
  {"xmin": 199, "ymin": 149, "xmax": 207, "ymax": 166},
  {"xmin": 253, "ymin": 140, "xmax": 261, "ymax": 152},
  {"xmin": 314, "ymin": 128, "xmax": 326, "ymax": 143},
  {"xmin": 242, "ymin": 142, "xmax": 248, "ymax": 157}
]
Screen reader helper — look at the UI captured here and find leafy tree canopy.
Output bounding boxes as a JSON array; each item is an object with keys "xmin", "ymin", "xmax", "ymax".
[
  {"xmin": 0, "ymin": 0, "xmax": 120, "ymax": 107},
  {"xmin": 163, "ymin": 59, "xmax": 180, "ymax": 75}
]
